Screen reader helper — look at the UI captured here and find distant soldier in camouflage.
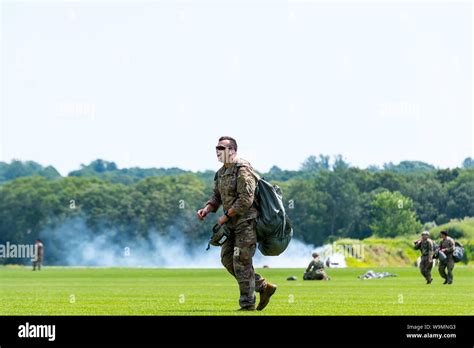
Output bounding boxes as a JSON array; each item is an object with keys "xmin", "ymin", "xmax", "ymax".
[
  {"xmin": 414, "ymin": 231, "xmax": 434, "ymax": 284},
  {"xmin": 438, "ymin": 230, "xmax": 455, "ymax": 284},
  {"xmin": 196, "ymin": 136, "xmax": 277, "ymax": 311},
  {"xmin": 32, "ymin": 239, "xmax": 44, "ymax": 271},
  {"xmin": 303, "ymin": 252, "xmax": 330, "ymax": 281}
]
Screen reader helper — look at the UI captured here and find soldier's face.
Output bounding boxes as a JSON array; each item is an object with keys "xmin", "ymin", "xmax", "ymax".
[
  {"xmin": 216, "ymin": 140, "xmax": 233, "ymax": 163},
  {"xmin": 422, "ymin": 235, "xmax": 428, "ymax": 240}
]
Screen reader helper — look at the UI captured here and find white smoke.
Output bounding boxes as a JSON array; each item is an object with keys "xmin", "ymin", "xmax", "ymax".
[
  {"xmin": 255, "ymin": 240, "xmax": 347, "ymax": 269},
  {"xmin": 39, "ymin": 218, "xmax": 346, "ymax": 268}
]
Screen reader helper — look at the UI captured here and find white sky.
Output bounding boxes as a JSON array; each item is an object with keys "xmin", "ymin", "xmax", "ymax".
[{"xmin": 1, "ymin": 0, "xmax": 472, "ymax": 176}]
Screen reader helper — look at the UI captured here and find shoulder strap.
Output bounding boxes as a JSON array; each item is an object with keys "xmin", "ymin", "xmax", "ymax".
[
  {"xmin": 235, "ymin": 162, "xmax": 261, "ymax": 181},
  {"xmin": 232, "ymin": 163, "xmax": 261, "ymax": 210}
]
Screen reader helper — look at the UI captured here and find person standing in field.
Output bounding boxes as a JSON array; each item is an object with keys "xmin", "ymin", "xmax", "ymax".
[
  {"xmin": 414, "ymin": 231, "xmax": 434, "ymax": 284},
  {"xmin": 196, "ymin": 136, "xmax": 277, "ymax": 311},
  {"xmin": 438, "ymin": 230, "xmax": 455, "ymax": 284},
  {"xmin": 32, "ymin": 239, "xmax": 44, "ymax": 271}
]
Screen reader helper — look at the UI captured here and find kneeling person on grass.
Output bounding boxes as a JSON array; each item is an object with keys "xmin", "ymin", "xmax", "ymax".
[{"xmin": 304, "ymin": 252, "xmax": 330, "ymax": 281}]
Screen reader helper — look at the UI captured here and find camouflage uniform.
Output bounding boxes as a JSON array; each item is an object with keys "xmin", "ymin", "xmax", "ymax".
[
  {"xmin": 414, "ymin": 238, "xmax": 434, "ymax": 282},
  {"xmin": 438, "ymin": 236, "xmax": 455, "ymax": 283},
  {"xmin": 304, "ymin": 259, "xmax": 329, "ymax": 280},
  {"xmin": 206, "ymin": 158, "xmax": 267, "ymax": 308}
]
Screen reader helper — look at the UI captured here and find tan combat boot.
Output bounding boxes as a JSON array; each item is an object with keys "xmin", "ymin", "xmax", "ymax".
[{"xmin": 256, "ymin": 283, "xmax": 277, "ymax": 311}]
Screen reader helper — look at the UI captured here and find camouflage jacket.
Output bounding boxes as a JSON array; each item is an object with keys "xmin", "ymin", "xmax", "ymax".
[
  {"xmin": 306, "ymin": 259, "xmax": 325, "ymax": 273},
  {"xmin": 205, "ymin": 158, "xmax": 258, "ymax": 224},
  {"xmin": 34, "ymin": 242, "xmax": 44, "ymax": 261},
  {"xmin": 415, "ymin": 238, "xmax": 434, "ymax": 258},
  {"xmin": 439, "ymin": 236, "xmax": 455, "ymax": 254}
]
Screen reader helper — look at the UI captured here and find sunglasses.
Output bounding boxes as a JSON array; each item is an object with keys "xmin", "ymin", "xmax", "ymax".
[{"xmin": 215, "ymin": 146, "xmax": 230, "ymax": 151}]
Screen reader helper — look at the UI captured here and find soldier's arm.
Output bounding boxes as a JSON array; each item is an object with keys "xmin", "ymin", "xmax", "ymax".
[
  {"xmin": 205, "ymin": 173, "xmax": 222, "ymax": 213},
  {"xmin": 230, "ymin": 166, "xmax": 257, "ymax": 216},
  {"xmin": 428, "ymin": 241, "xmax": 434, "ymax": 260},
  {"xmin": 306, "ymin": 261, "xmax": 314, "ymax": 273},
  {"xmin": 445, "ymin": 238, "xmax": 455, "ymax": 253}
]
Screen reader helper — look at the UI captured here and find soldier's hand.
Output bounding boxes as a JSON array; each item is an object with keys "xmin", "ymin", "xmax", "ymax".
[
  {"xmin": 218, "ymin": 215, "xmax": 229, "ymax": 226},
  {"xmin": 197, "ymin": 208, "xmax": 208, "ymax": 220}
]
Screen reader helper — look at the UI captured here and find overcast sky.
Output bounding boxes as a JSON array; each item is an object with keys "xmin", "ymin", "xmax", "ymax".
[{"xmin": 1, "ymin": 0, "xmax": 472, "ymax": 176}]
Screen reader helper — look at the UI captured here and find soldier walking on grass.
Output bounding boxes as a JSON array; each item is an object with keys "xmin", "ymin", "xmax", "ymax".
[
  {"xmin": 196, "ymin": 136, "xmax": 277, "ymax": 311},
  {"xmin": 414, "ymin": 231, "xmax": 434, "ymax": 284},
  {"xmin": 438, "ymin": 230, "xmax": 455, "ymax": 284}
]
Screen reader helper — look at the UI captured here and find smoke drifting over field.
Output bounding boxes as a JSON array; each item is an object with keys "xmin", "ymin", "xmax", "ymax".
[{"xmin": 39, "ymin": 218, "xmax": 346, "ymax": 268}]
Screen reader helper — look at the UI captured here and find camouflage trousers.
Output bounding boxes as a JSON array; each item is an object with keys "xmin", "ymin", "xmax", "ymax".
[
  {"xmin": 438, "ymin": 254, "xmax": 454, "ymax": 282},
  {"xmin": 32, "ymin": 258, "xmax": 42, "ymax": 271},
  {"xmin": 303, "ymin": 270, "xmax": 328, "ymax": 281},
  {"xmin": 221, "ymin": 218, "xmax": 267, "ymax": 308},
  {"xmin": 419, "ymin": 256, "xmax": 433, "ymax": 281}
]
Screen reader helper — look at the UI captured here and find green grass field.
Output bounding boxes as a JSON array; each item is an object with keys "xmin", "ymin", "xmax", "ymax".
[{"xmin": 0, "ymin": 266, "xmax": 472, "ymax": 316}]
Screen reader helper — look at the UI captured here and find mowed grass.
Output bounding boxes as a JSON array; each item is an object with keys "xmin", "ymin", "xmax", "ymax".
[{"xmin": 0, "ymin": 266, "xmax": 472, "ymax": 316}]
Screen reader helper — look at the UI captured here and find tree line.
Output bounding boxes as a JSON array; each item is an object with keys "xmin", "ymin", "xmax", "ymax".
[{"xmin": 0, "ymin": 157, "xmax": 473, "ymax": 256}]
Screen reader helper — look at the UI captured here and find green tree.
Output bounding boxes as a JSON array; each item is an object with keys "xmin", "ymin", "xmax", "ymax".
[
  {"xmin": 401, "ymin": 174, "xmax": 448, "ymax": 224},
  {"xmin": 370, "ymin": 191, "xmax": 422, "ymax": 237},
  {"xmin": 372, "ymin": 171, "xmax": 406, "ymax": 192},
  {"xmin": 436, "ymin": 168, "xmax": 460, "ymax": 184},
  {"xmin": 446, "ymin": 169, "xmax": 474, "ymax": 219},
  {"xmin": 317, "ymin": 169, "xmax": 361, "ymax": 237},
  {"xmin": 332, "ymin": 155, "xmax": 350, "ymax": 170},
  {"xmin": 284, "ymin": 178, "xmax": 328, "ymax": 245},
  {"xmin": 0, "ymin": 160, "xmax": 61, "ymax": 183},
  {"xmin": 301, "ymin": 154, "xmax": 330, "ymax": 172},
  {"xmin": 383, "ymin": 161, "xmax": 436, "ymax": 173}
]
